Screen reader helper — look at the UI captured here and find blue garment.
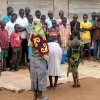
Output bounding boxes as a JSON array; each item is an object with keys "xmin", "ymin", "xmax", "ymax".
[
  {"xmin": 28, "ymin": 46, "xmax": 32, "ymax": 59},
  {"xmin": 89, "ymin": 19, "xmax": 95, "ymax": 23},
  {"xmin": 2, "ymin": 16, "xmax": 10, "ymax": 23},
  {"xmin": 45, "ymin": 18, "xmax": 54, "ymax": 29},
  {"xmin": 94, "ymin": 40, "xmax": 100, "ymax": 58},
  {"xmin": 26, "ymin": 23, "xmax": 33, "ymax": 34}
]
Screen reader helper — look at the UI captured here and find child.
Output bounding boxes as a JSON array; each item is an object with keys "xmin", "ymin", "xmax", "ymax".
[
  {"xmin": 80, "ymin": 14, "xmax": 92, "ymax": 59},
  {"xmin": 0, "ymin": 21, "xmax": 9, "ymax": 71},
  {"xmin": 47, "ymin": 20, "xmax": 61, "ymax": 46},
  {"xmin": 26, "ymin": 15, "xmax": 33, "ymax": 61},
  {"xmin": 10, "ymin": 24, "xmax": 22, "ymax": 71},
  {"xmin": 47, "ymin": 36, "xmax": 62, "ymax": 89},
  {"xmin": 59, "ymin": 17, "xmax": 71, "ymax": 51},
  {"xmin": 67, "ymin": 30, "xmax": 84, "ymax": 87}
]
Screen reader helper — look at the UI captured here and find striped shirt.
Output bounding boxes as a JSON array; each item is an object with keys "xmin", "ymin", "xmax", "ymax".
[{"xmin": 59, "ymin": 24, "xmax": 71, "ymax": 48}]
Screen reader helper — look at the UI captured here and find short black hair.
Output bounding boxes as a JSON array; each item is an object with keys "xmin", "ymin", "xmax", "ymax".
[
  {"xmin": 19, "ymin": 9, "xmax": 24, "ymax": 13},
  {"xmin": 83, "ymin": 14, "xmax": 88, "ymax": 17},
  {"xmin": 11, "ymin": 13, "xmax": 17, "ymax": 18},
  {"xmin": 35, "ymin": 10, "xmax": 41, "ymax": 15},
  {"xmin": 7, "ymin": 7, "xmax": 13, "ymax": 11},
  {"xmin": 41, "ymin": 15, "xmax": 46, "ymax": 18},
  {"xmin": 62, "ymin": 17, "xmax": 67, "ymax": 22}
]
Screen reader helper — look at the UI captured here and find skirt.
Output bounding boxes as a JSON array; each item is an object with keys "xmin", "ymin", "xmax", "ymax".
[{"xmin": 30, "ymin": 57, "xmax": 47, "ymax": 92}]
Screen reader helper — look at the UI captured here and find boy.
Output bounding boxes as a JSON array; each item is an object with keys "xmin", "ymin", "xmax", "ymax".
[
  {"xmin": 16, "ymin": 9, "xmax": 29, "ymax": 65},
  {"xmin": 47, "ymin": 20, "xmax": 61, "ymax": 45},
  {"xmin": 89, "ymin": 12, "xmax": 97, "ymax": 46},
  {"xmin": 0, "ymin": 21, "xmax": 9, "ymax": 71},
  {"xmin": 67, "ymin": 30, "xmax": 83, "ymax": 87},
  {"xmin": 45, "ymin": 10, "xmax": 54, "ymax": 29},
  {"xmin": 5, "ymin": 13, "xmax": 17, "ymax": 69},
  {"xmin": 10, "ymin": 24, "xmax": 22, "ymax": 71},
  {"xmin": 59, "ymin": 17, "xmax": 71, "ymax": 51},
  {"xmin": 80, "ymin": 14, "xmax": 92, "ymax": 59},
  {"xmin": 26, "ymin": 15, "xmax": 33, "ymax": 61},
  {"xmin": 70, "ymin": 14, "xmax": 80, "ymax": 39},
  {"xmin": 93, "ymin": 12, "xmax": 100, "ymax": 60}
]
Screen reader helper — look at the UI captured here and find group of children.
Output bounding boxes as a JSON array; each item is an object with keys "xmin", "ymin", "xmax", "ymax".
[{"xmin": 0, "ymin": 6, "xmax": 100, "ymax": 100}]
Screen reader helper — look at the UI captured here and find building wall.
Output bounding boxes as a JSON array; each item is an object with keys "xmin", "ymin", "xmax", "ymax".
[{"xmin": 0, "ymin": 0, "xmax": 100, "ymax": 20}]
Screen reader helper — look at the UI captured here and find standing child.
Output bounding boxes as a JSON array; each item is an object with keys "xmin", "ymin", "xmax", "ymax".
[
  {"xmin": 80, "ymin": 14, "xmax": 92, "ymax": 59},
  {"xmin": 0, "ymin": 21, "xmax": 9, "ymax": 71},
  {"xmin": 10, "ymin": 24, "xmax": 22, "ymax": 71},
  {"xmin": 67, "ymin": 30, "xmax": 84, "ymax": 87}
]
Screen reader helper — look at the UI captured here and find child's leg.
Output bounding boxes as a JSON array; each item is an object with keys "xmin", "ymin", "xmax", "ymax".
[
  {"xmin": 49, "ymin": 76, "xmax": 53, "ymax": 88},
  {"xmin": 54, "ymin": 76, "xmax": 58, "ymax": 88},
  {"xmin": 11, "ymin": 48, "xmax": 17, "ymax": 71},
  {"xmin": 3, "ymin": 58, "xmax": 6, "ymax": 71},
  {"xmin": 72, "ymin": 72, "xmax": 77, "ymax": 87},
  {"xmin": 76, "ymin": 72, "xmax": 80, "ymax": 87},
  {"xmin": 17, "ymin": 47, "xmax": 21, "ymax": 69}
]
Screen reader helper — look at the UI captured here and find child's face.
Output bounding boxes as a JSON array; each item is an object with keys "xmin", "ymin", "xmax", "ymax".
[
  {"xmin": 52, "ymin": 21, "xmax": 57, "ymax": 27},
  {"xmin": 59, "ymin": 13, "xmax": 64, "ymax": 19},
  {"xmin": 19, "ymin": 11, "xmax": 25, "ymax": 18},
  {"xmin": 83, "ymin": 16, "xmax": 88, "ymax": 22},
  {"xmin": 62, "ymin": 20, "xmax": 67, "ymax": 26},
  {"xmin": 48, "ymin": 13, "xmax": 53, "ymax": 19},
  {"xmin": 36, "ymin": 12, "xmax": 41, "ymax": 19},
  {"xmin": 15, "ymin": 25, "xmax": 20, "ymax": 32},
  {"xmin": 25, "ymin": 8, "xmax": 30, "ymax": 15},
  {"xmin": 11, "ymin": 15, "xmax": 17, "ymax": 22},
  {"xmin": 73, "ymin": 16, "xmax": 78, "ymax": 22},
  {"xmin": 1, "ymin": 22, "xmax": 6, "ymax": 29},
  {"xmin": 41, "ymin": 16, "xmax": 46, "ymax": 22},
  {"xmin": 28, "ymin": 16, "xmax": 33, "ymax": 24},
  {"xmin": 7, "ymin": 8, "xmax": 13, "ymax": 15}
]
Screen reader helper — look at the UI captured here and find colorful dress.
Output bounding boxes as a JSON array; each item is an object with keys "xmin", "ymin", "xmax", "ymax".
[
  {"xmin": 67, "ymin": 40, "xmax": 84, "ymax": 76},
  {"xmin": 29, "ymin": 20, "xmax": 49, "ymax": 92}
]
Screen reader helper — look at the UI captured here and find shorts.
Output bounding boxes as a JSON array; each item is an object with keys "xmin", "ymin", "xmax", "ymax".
[{"xmin": 1, "ymin": 49, "xmax": 8, "ymax": 58}]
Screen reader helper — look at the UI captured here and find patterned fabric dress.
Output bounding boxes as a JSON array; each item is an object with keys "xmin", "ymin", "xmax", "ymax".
[
  {"xmin": 67, "ymin": 40, "xmax": 84, "ymax": 76},
  {"xmin": 29, "ymin": 20, "xmax": 49, "ymax": 92}
]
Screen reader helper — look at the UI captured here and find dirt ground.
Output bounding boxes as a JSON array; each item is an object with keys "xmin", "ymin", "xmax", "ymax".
[{"xmin": 0, "ymin": 78, "xmax": 100, "ymax": 100}]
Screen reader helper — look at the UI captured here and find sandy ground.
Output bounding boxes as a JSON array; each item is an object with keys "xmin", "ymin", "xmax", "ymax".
[{"xmin": 0, "ymin": 77, "xmax": 100, "ymax": 100}]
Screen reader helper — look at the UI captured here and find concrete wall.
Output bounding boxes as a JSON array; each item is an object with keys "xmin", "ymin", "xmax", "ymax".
[{"xmin": 0, "ymin": 0, "xmax": 100, "ymax": 20}]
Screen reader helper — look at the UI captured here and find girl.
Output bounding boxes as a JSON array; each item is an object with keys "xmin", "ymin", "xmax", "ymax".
[
  {"xmin": 67, "ymin": 30, "xmax": 84, "ymax": 87},
  {"xmin": 47, "ymin": 37, "xmax": 62, "ymax": 89}
]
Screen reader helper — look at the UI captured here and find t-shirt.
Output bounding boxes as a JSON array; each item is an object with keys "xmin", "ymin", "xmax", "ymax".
[
  {"xmin": 45, "ymin": 18, "xmax": 55, "ymax": 29},
  {"xmin": 80, "ymin": 21, "xmax": 92, "ymax": 42},
  {"xmin": 16, "ymin": 16, "xmax": 28, "ymax": 39},
  {"xmin": 10, "ymin": 32, "xmax": 22, "ymax": 48},
  {"xmin": 0, "ymin": 29, "xmax": 9, "ymax": 48},
  {"xmin": 5, "ymin": 21, "xmax": 16, "ymax": 42}
]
